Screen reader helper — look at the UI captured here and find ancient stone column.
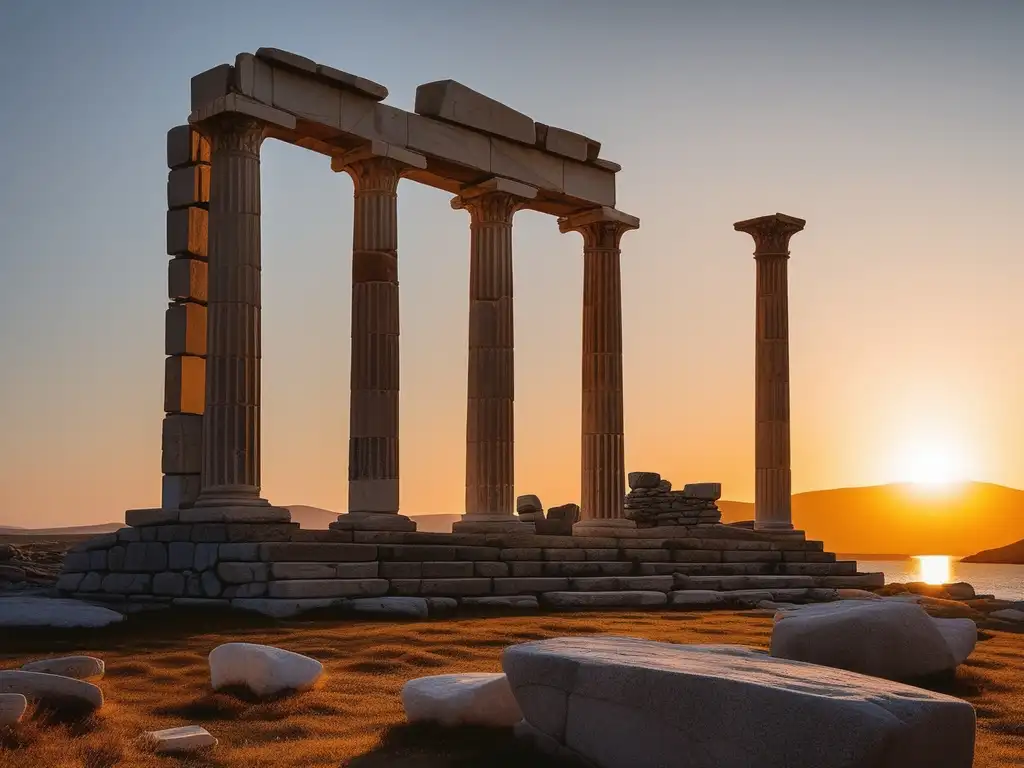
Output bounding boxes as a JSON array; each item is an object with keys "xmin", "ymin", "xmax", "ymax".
[
  {"xmin": 452, "ymin": 178, "xmax": 537, "ymax": 533},
  {"xmin": 331, "ymin": 144, "xmax": 425, "ymax": 532},
  {"xmin": 559, "ymin": 208, "xmax": 639, "ymax": 526},
  {"xmin": 190, "ymin": 114, "xmax": 287, "ymax": 522},
  {"xmin": 734, "ymin": 213, "xmax": 806, "ymax": 532}
]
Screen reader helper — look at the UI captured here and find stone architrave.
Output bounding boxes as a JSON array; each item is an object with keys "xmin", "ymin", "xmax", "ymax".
[
  {"xmin": 734, "ymin": 213, "xmax": 805, "ymax": 532},
  {"xmin": 558, "ymin": 207, "xmax": 639, "ymax": 526},
  {"xmin": 451, "ymin": 178, "xmax": 538, "ymax": 534},
  {"xmin": 331, "ymin": 143, "xmax": 426, "ymax": 532},
  {"xmin": 188, "ymin": 112, "xmax": 287, "ymax": 522}
]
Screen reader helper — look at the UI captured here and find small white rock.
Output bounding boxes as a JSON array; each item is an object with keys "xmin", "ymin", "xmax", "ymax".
[
  {"xmin": 209, "ymin": 643, "xmax": 323, "ymax": 698},
  {"xmin": 0, "ymin": 670, "xmax": 103, "ymax": 709},
  {"xmin": 22, "ymin": 656, "xmax": 104, "ymax": 681},
  {"xmin": 402, "ymin": 673, "xmax": 522, "ymax": 727},
  {"xmin": 0, "ymin": 693, "xmax": 27, "ymax": 725},
  {"xmin": 0, "ymin": 597, "xmax": 124, "ymax": 628},
  {"xmin": 143, "ymin": 725, "xmax": 217, "ymax": 753}
]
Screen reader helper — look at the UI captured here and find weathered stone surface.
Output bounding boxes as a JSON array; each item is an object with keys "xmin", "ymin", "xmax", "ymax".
[
  {"xmin": 167, "ymin": 125, "xmax": 210, "ymax": 168},
  {"xmin": 628, "ymin": 472, "xmax": 661, "ymax": 490},
  {"xmin": 0, "ymin": 694, "xmax": 27, "ymax": 726},
  {"xmin": 771, "ymin": 601, "xmax": 977, "ymax": 679},
  {"xmin": 164, "ymin": 355, "xmax": 205, "ymax": 415},
  {"xmin": 179, "ymin": 506, "xmax": 291, "ymax": 524},
  {"xmin": 167, "ymin": 164, "xmax": 211, "ymax": 209},
  {"xmin": 216, "ymin": 562, "xmax": 269, "ymax": 584},
  {"xmin": 56, "ymin": 573, "xmax": 85, "ymax": 591},
  {"xmin": 143, "ymin": 725, "xmax": 218, "ymax": 754},
  {"xmin": 990, "ymin": 608, "xmax": 1024, "ymax": 622},
  {"xmin": 201, "ymin": 571, "xmax": 222, "ymax": 598},
  {"xmin": 260, "ymin": 542, "xmax": 376, "ymax": 562},
  {"xmin": 682, "ymin": 483, "xmax": 722, "ymax": 501},
  {"xmin": 503, "ymin": 637, "xmax": 976, "ymax": 768},
  {"xmin": 126, "ymin": 508, "xmax": 180, "ymax": 527},
  {"xmin": 403, "ymin": 673, "xmax": 522, "ymax": 727},
  {"xmin": 79, "ymin": 572, "xmax": 103, "ymax": 592},
  {"xmin": 124, "ymin": 542, "xmax": 168, "ymax": 572},
  {"xmin": 534, "ymin": 122, "xmax": 599, "ymax": 162},
  {"xmin": 194, "ymin": 543, "xmax": 219, "ymax": 571},
  {"xmin": 517, "ymin": 494, "xmax": 543, "ymax": 514},
  {"xmin": 347, "ymin": 596, "xmax": 428, "ymax": 618},
  {"xmin": 231, "ymin": 597, "xmax": 342, "ymax": 618},
  {"xmin": 173, "ymin": 598, "xmax": 231, "ymax": 609},
  {"xmin": 541, "ymin": 591, "xmax": 668, "ymax": 609},
  {"xmin": 0, "ymin": 671, "xmax": 104, "ymax": 710},
  {"xmin": 421, "ymin": 562, "xmax": 474, "ymax": 579},
  {"xmin": 419, "ymin": 578, "xmax": 492, "ymax": 597},
  {"xmin": 191, "ymin": 525, "xmax": 228, "ymax": 544},
  {"xmin": 669, "ymin": 590, "xmax": 727, "ymax": 607},
  {"xmin": 101, "ymin": 573, "xmax": 152, "ymax": 594},
  {"xmin": 224, "ymin": 583, "xmax": 266, "ymax": 599},
  {"xmin": 116, "ymin": 527, "xmax": 141, "ymax": 543},
  {"xmin": 168, "ymin": 542, "xmax": 195, "ymax": 570},
  {"xmin": 162, "ymin": 414, "xmax": 202, "ymax": 474},
  {"xmin": 219, "ymin": 543, "xmax": 260, "ymax": 561},
  {"xmin": 472, "ymin": 562, "xmax": 509, "ymax": 578},
  {"xmin": 426, "ymin": 597, "xmax": 458, "ymax": 615},
  {"xmin": 21, "ymin": 656, "xmax": 104, "ymax": 681},
  {"xmin": 168, "ymin": 257, "xmax": 208, "ymax": 306},
  {"xmin": 209, "ymin": 642, "xmax": 323, "ymax": 698},
  {"xmin": 462, "ymin": 595, "xmax": 539, "ymax": 610},
  {"xmin": 415, "ymin": 80, "xmax": 534, "ymax": 144},
  {"xmin": 166, "ymin": 207, "xmax": 208, "ymax": 259},
  {"xmin": 62, "ymin": 552, "xmax": 90, "ymax": 573},
  {"xmin": 820, "ymin": 573, "xmax": 885, "ymax": 589},
  {"xmin": 267, "ymin": 579, "xmax": 389, "ymax": 599},
  {"xmin": 571, "ymin": 576, "xmax": 673, "ymax": 592},
  {"xmin": 494, "ymin": 577, "xmax": 568, "ymax": 595},
  {"xmin": 316, "ymin": 64, "xmax": 388, "ymax": 101},
  {"xmin": 153, "ymin": 572, "xmax": 186, "ymax": 596},
  {"xmin": 499, "ymin": 548, "xmax": 543, "ymax": 561},
  {"xmin": 543, "ymin": 548, "xmax": 585, "ymax": 562}
]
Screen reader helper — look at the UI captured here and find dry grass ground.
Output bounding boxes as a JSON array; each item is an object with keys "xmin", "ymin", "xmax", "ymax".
[{"xmin": 0, "ymin": 609, "xmax": 1022, "ymax": 767}]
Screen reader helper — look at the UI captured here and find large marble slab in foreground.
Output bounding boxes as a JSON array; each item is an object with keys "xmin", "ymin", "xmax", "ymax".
[{"xmin": 503, "ymin": 636, "xmax": 975, "ymax": 768}]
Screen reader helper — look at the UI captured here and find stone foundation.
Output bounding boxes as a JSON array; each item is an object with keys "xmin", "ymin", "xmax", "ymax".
[{"xmin": 57, "ymin": 518, "xmax": 883, "ymax": 617}]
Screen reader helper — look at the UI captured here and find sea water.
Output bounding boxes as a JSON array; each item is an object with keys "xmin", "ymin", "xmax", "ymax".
[{"xmin": 857, "ymin": 556, "xmax": 1024, "ymax": 601}]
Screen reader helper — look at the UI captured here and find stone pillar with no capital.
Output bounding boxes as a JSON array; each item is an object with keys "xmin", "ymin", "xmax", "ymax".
[
  {"xmin": 559, "ymin": 207, "xmax": 639, "ymax": 527},
  {"xmin": 330, "ymin": 144, "xmax": 426, "ymax": 532},
  {"xmin": 452, "ymin": 178, "xmax": 538, "ymax": 533},
  {"xmin": 733, "ymin": 213, "xmax": 806, "ymax": 532},
  {"xmin": 188, "ymin": 113, "xmax": 288, "ymax": 523}
]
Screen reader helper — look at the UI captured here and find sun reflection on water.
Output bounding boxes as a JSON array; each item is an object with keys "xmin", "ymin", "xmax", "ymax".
[{"xmin": 915, "ymin": 555, "xmax": 952, "ymax": 585}]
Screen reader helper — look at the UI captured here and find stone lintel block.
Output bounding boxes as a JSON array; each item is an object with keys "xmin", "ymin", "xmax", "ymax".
[
  {"xmin": 271, "ymin": 65, "xmax": 342, "ymax": 128},
  {"xmin": 168, "ymin": 258, "xmax": 208, "ymax": 304},
  {"xmin": 535, "ymin": 122, "xmax": 600, "ymax": 163},
  {"xmin": 316, "ymin": 64, "xmax": 388, "ymax": 101},
  {"xmin": 490, "ymin": 137, "xmax": 563, "ymax": 194},
  {"xmin": 259, "ymin": 542, "xmax": 377, "ymax": 563},
  {"xmin": 563, "ymin": 159, "xmax": 616, "ymax": 206},
  {"xmin": 453, "ymin": 176, "xmax": 538, "ymax": 206},
  {"xmin": 167, "ymin": 165, "xmax": 210, "ymax": 210},
  {"xmin": 165, "ymin": 302, "xmax": 206, "ymax": 357},
  {"xmin": 178, "ymin": 506, "xmax": 292, "ymax": 524},
  {"xmin": 330, "ymin": 140, "xmax": 427, "ymax": 172},
  {"xmin": 233, "ymin": 53, "xmax": 273, "ymax": 104},
  {"xmin": 407, "ymin": 113, "xmax": 491, "ymax": 172},
  {"xmin": 167, "ymin": 207, "xmax": 208, "ymax": 259},
  {"xmin": 164, "ymin": 355, "xmax": 205, "ymax": 415},
  {"xmin": 255, "ymin": 47, "xmax": 317, "ymax": 74},
  {"xmin": 592, "ymin": 158, "xmax": 622, "ymax": 173},
  {"xmin": 189, "ymin": 93, "xmax": 297, "ymax": 131},
  {"xmin": 267, "ymin": 578, "xmax": 389, "ymax": 599},
  {"xmin": 415, "ymin": 79, "xmax": 535, "ymax": 145},
  {"xmin": 167, "ymin": 125, "xmax": 211, "ymax": 169},
  {"xmin": 418, "ymin": 578, "xmax": 492, "ymax": 597},
  {"xmin": 191, "ymin": 63, "xmax": 234, "ymax": 111},
  {"xmin": 340, "ymin": 97, "xmax": 409, "ymax": 145},
  {"xmin": 126, "ymin": 507, "xmax": 180, "ymax": 527},
  {"xmin": 493, "ymin": 577, "xmax": 569, "ymax": 595},
  {"xmin": 161, "ymin": 473, "xmax": 201, "ymax": 511},
  {"xmin": 161, "ymin": 414, "xmax": 202, "ymax": 474}
]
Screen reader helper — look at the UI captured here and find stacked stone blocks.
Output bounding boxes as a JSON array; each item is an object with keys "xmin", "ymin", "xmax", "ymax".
[
  {"xmin": 624, "ymin": 472, "xmax": 723, "ymax": 528},
  {"xmin": 163, "ymin": 125, "xmax": 210, "ymax": 511}
]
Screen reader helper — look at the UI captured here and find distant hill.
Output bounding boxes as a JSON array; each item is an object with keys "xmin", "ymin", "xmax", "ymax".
[
  {"xmin": 962, "ymin": 539, "xmax": 1024, "ymax": 564},
  {"xmin": 0, "ymin": 523, "xmax": 120, "ymax": 537},
  {"xmin": 717, "ymin": 482, "xmax": 1024, "ymax": 556}
]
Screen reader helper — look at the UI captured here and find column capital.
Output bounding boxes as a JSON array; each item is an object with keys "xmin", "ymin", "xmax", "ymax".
[
  {"xmin": 734, "ymin": 213, "xmax": 805, "ymax": 257},
  {"xmin": 558, "ymin": 206, "xmax": 640, "ymax": 249},
  {"xmin": 189, "ymin": 93, "xmax": 296, "ymax": 135},
  {"xmin": 451, "ymin": 177, "xmax": 537, "ymax": 224},
  {"xmin": 331, "ymin": 141, "xmax": 426, "ymax": 193}
]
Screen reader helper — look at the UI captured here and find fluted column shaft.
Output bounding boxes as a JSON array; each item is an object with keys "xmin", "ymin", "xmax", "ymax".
[
  {"xmin": 734, "ymin": 213, "xmax": 805, "ymax": 531},
  {"xmin": 196, "ymin": 116, "xmax": 266, "ymax": 506},
  {"xmin": 346, "ymin": 158, "xmax": 404, "ymax": 514},
  {"xmin": 459, "ymin": 192, "xmax": 523, "ymax": 516},
  {"xmin": 560, "ymin": 210, "xmax": 638, "ymax": 523},
  {"xmin": 755, "ymin": 254, "xmax": 791, "ymax": 529}
]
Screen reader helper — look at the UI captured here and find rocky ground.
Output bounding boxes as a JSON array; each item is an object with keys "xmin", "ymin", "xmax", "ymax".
[{"xmin": 0, "ymin": 538, "xmax": 80, "ymax": 594}]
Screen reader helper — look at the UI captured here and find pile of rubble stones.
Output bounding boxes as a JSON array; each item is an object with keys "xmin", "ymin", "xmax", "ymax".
[
  {"xmin": 624, "ymin": 472, "xmax": 722, "ymax": 528},
  {"xmin": 0, "ymin": 542, "xmax": 63, "ymax": 592},
  {"xmin": 516, "ymin": 496, "xmax": 580, "ymax": 534}
]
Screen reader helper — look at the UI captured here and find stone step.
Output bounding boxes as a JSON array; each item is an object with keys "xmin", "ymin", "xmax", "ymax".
[
  {"xmin": 779, "ymin": 561, "xmax": 857, "ymax": 576},
  {"xmin": 677, "ymin": 575, "xmax": 817, "ymax": 591},
  {"xmin": 387, "ymin": 578, "xmax": 493, "ymax": 597},
  {"xmin": 266, "ymin": 578, "xmax": 388, "ymax": 599},
  {"xmin": 258, "ymin": 543, "xmax": 377, "ymax": 562},
  {"xmin": 569, "ymin": 575, "xmax": 674, "ymax": 592},
  {"xmin": 815, "ymin": 573, "xmax": 885, "ymax": 589},
  {"xmin": 269, "ymin": 562, "xmax": 379, "ymax": 580},
  {"xmin": 541, "ymin": 591, "xmax": 668, "ymax": 608}
]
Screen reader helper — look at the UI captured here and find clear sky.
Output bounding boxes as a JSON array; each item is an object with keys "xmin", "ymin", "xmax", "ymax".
[{"xmin": 0, "ymin": 0, "xmax": 1021, "ymax": 527}]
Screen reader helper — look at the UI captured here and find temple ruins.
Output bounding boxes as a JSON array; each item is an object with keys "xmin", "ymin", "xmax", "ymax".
[{"xmin": 57, "ymin": 48, "xmax": 883, "ymax": 615}]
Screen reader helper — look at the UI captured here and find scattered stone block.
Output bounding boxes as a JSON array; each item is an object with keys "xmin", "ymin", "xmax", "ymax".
[
  {"xmin": 628, "ymin": 472, "xmax": 661, "ymax": 489},
  {"xmin": 403, "ymin": 673, "xmax": 522, "ymax": 728},
  {"xmin": 0, "ymin": 671, "xmax": 103, "ymax": 709},
  {"xmin": 415, "ymin": 79, "xmax": 535, "ymax": 144},
  {"xmin": 682, "ymin": 483, "xmax": 722, "ymax": 501},
  {"xmin": 143, "ymin": 725, "xmax": 217, "ymax": 754},
  {"xmin": 21, "ymin": 656, "xmax": 104, "ymax": 681},
  {"xmin": 209, "ymin": 643, "xmax": 323, "ymax": 698},
  {"xmin": 516, "ymin": 494, "xmax": 543, "ymax": 515},
  {"xmin": 771, "ymin": 601, "xmax": 977, "ymax": 679},
  {"xmin": 0, "ymin": 694, "xmax": 27, "ymax": 726},
  {"xmin": 503, "ymin": 637, "xmax": 976, "ymax": 768}
]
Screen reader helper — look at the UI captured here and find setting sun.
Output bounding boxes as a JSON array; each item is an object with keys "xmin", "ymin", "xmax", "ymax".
[{"xmin": 915, "ymin": 555, "xmax": 953, "ymax": 585}]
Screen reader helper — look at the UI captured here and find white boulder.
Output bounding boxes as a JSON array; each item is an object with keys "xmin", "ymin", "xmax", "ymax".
[
  {"xmin": 22, "ymin": 656, "xmax": 104, "ymax": 680},
  {"xmin": 771, "ymin": 600, "xmax": 976, "ymax": 679},
  {"xmin": 503, "ymin": 636, "xmax": 975, "ymax": 768},
  {"xmin": 0, "ymin": 597, "xmax": 124, "ymax": 628},
  {"xmin": 0, "ymin": 670, "xmax": 103, "ymax": 709},
  {"xmin": 143, "ymin": 725, "xmax": 217, "ymax": 753},
  {"xmin": 402, "ymin": 673, "xmax": 522, "ymax": 728},
  {"xmin": 0, "ymin": 693, "xmax": 27, "ymax": 725},
  {"xmin": 209, "ymin": 643, "xmax": 323, "ymax": 698}
]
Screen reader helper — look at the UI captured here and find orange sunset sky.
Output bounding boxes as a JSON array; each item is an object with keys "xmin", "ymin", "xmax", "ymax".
[{"xmin": 0, "ymin": 2, "xmax": 1021, "ymax": 528}]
